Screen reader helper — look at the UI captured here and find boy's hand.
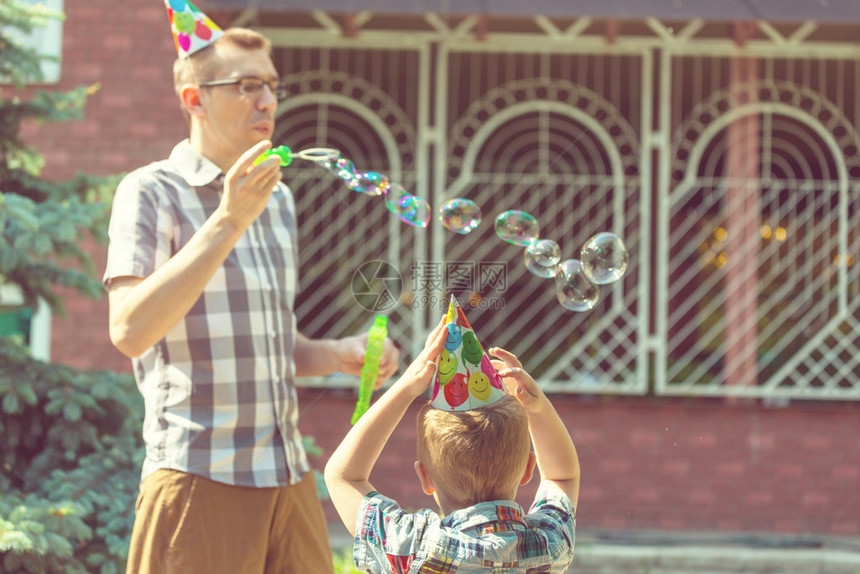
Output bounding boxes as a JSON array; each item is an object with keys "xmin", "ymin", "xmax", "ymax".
[
  {"xmin": 491, "ymin": 347, "xmax": 581, "ymax": 510},
  {"xmin": 489, "ymin": 347, "xmax": 546, "ymax": 414},
  {"xmin": 392, "ymin": 315, "xmax": 447, "ymax": 399}
]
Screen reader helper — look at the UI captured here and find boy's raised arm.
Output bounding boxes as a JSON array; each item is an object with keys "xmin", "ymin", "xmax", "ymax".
[
  {"xmin": 490, "ymin": 348, "xmax": 580, "ymax": 510},
  {"xmin": 324, "ymin": 316, "xmax": 448, "ymax": 535}
]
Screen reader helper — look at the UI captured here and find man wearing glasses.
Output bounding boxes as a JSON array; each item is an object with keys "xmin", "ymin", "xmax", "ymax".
[{"xmin": 104, "ymin": 23, "xmax": 400, "ymax": 574}]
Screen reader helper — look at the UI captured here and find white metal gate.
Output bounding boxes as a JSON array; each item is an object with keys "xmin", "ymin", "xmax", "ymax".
[
  {"xmin": 255, "ymin": 15, "xmax": 860, "ymax": 400},
  {"xmin": 434, "ymin": 46, "xmax": 649, "ymax": 395},
  {"xmin": 656, "ymin": 38, "xmax": 860, "ymax": 399},
  {"xmin": 269, "ymin": 45, "xmax": 426, "ymax": 368}
]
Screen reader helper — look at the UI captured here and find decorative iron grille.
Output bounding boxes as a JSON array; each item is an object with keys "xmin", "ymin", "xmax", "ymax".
[{"xmin": 257, "ymin": 15, "xmax": 860, "ymax": 399}]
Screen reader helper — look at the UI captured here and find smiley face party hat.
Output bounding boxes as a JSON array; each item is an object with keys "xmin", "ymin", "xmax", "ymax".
[
  {"xmin": 163, "ymin": 0, "xmax": 224, "ymax": 59},
  {"xmin": 431, "ymin": 295, "xmax": 506, "ymax": 411}
]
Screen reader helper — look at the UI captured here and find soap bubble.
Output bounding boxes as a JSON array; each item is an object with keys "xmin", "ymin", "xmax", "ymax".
[
  {"xmin": 349, "ymin": 172, "xmax": 389, "ymax": 196},
  {"xmin": 555, "ymin": 259, "xmax": 599, "ymax": 311},
  {"xmin": 398, "ymin": 196, "xmax": 431, "ymax": 228},
  {"xmin": 384, "ymin": 184, "xmax": 413, "ymax": 215},
  {"xmin": 581, "ymin": 232, "xmax": 629, "ymax": 285},
  {"xmin": 524, "ymin": 239, "xmax": 561, "ymax": 278},
  {"xmin": 495, "ymin": 210, "xmax": 540, "ymax": 246},
  {"xmin": 439, "ymin": 199, "xmax": 482, "ymax": 234},
  {"xmin": 525, "ymin": 258, "xmax": 557, "ymax": 279},
  {"xmin": 322, "ymin": 155, "xmax": 357, "ymax": 180}
]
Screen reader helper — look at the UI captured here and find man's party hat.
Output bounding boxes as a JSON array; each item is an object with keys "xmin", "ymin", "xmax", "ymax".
[
  {"xmin": 431, "ymin": 295, "xmax": 506, "ymax": 411},
  {"xmin": 163, "ymin": 0, "xmax": 223, "ymax": 59}
]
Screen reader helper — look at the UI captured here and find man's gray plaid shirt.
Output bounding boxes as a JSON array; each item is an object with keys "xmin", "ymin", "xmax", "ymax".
[{"xmin": 104, "ymin": 140, "xmax": 307, "ymax": 488}]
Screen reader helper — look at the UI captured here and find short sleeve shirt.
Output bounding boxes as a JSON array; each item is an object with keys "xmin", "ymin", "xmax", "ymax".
[
  {"xmin": 103, "ymin": 140, "xmax": 307, "ymax": 487},
  {"xmin": 354, "ymin": 489, "xmax": 575, "ymax": 573}
]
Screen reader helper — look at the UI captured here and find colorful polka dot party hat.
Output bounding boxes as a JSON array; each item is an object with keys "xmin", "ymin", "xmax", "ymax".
[
  {"xmin": 163, "ymin": 0, "xmax": 223, "ymax": 59},
  {"xmin": 431, "ymin": 295, "xmax": 507, "ymax": 411}
]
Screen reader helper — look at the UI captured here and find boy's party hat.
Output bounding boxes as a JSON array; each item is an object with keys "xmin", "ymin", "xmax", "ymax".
[
  {"xmin": 431, "ymin": 295, "xmax": 506, "ymax": 411},
  {"xmin": 163, "ymin": 0, "xmax": 223, "ymax": 59}
]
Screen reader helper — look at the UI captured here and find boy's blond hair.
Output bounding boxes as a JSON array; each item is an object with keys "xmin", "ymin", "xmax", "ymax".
[
  {"xmin": 417, "ymin": 394, "xmax": 531, "ymax": 509},
  {"xmin": 172, "ymin": 28, "xmax": 273, "ymax": 121}
]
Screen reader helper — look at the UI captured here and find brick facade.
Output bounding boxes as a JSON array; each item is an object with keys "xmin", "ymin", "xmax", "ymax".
[
  {"xmin": 17, "ymin": 0, "xmax": 860, "ymax": 539},
  {"xmin": 300, "ymin": 390, "xmax": 860, "ymax": 537},
  {"xmin": 20, "ymin": 0, "xmax": 188, "ymax": 372}
]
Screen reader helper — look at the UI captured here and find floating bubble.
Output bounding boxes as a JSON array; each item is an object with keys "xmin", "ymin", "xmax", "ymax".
[
  {"xmin": 398, "ymin": 196, "xmax": 431, "ymax": 228},
  {"xmin": 391, "ymin": 194, "xmax": 417, "ymax": 217},
  {"xmin": 308, "ymin": 149, "xmax": 431, "ymax": 226},
  {"xmin": 526, "ymin": 239, "xmax": 560, "ymax": 266},
  {"xmin": 524, "ymin": 239, "xmax": 561, "ymax": 278},
  {"xmin": 555, "ymin": 259, "xmax": 599, "ymax": 311},
  {"xmin": 322, "ymin": 155, "xmax": 357, "ymax": 181},
  {"xmin": 495, "ymin": 210, "xmax": 540, "ymax": 246},
  {"xmin": 581, "ymin": 232, "xmax": 629, "ymax": 285},
  {"xmin": 439, "ymin": 198, "xmax": 482, "ymax": 234},
  {"xmin": 349, "ymin": 172, "xmax": 389, "ymax": 196},
  {"xmin": 525, "ymin": 257, "xmax": 557, "ymax": 279},
  {"xmin": 384, "ymin": 184, "xmax": 413, "ymax": 215}
]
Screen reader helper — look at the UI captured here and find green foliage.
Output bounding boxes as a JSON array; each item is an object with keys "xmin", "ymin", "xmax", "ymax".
[
  {"xmin": 0, "ymin": 0, "xmax": 58, "ymax": 85},
  {"xmin": 0, "ymin": 1, "xmax": 116, "ymax": 316},
  {"xmin": 0, "ymin": 175, "xmax": 116, "ymax": 314},
  {"xmin": 0, "ymin": 338, "xmax": 144, "ymax": 574},
  {"xmin": 0, "ymin": 4, "xmax": 329, "ymax": 572},
  {"xmin": 0, "ymin": 2, "xmax": 143, "ymax": 573},
  {"xmin": 332, "ymin": 548, "xmax": 362, "ymax": 574}
]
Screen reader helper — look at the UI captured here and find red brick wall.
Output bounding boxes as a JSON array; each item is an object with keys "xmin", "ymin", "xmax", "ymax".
[
  {"xmin": 17, "ymin": 0, "xmax": 197, "ymax": 372},
  {"xmin": 51, "ymin": 242, "xmax": 127, "ymax": 372},
  {"xmin": 21, "ymin": 0, "xmax": 187, "ymax": 179},
  {"xmin": 299, "ymin": 390, "xmax": 860, "ymax": 537},
  {"xmin": 16, "ymin": 0, "xmax": 860, "ymax": 540}
]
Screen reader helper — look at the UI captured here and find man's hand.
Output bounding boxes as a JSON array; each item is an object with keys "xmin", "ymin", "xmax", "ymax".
[
  {"xmin": 338, "ymin": 334, "xmax": 401, "ymax": 388},
  {"xmin": 218, "ymin": 140, "xmax": 283, "ymax": 230}
]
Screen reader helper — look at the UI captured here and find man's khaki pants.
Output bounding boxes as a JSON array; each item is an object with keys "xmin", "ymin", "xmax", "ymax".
[{"xmin": 125, "ymin": 469, "xmax": 334, "ymax": 574}]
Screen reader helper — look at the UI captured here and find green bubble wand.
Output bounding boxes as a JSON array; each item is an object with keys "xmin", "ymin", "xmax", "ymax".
[
  {"xmin": 254, "ymin": 145, "xmax": 340, "ymax": 166},
  {"xmin": 351, "ymin": 315, "xmax": 388, "ymax": 425}
]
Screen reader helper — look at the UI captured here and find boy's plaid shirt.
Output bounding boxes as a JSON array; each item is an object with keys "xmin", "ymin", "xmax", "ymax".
[{"xmin": 354, "ymin": 489, "xmax": 575, "ymax": 573}]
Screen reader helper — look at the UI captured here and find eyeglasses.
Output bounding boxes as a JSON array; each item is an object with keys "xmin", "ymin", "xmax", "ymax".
[{"xmin": 197, "ymin": 77, "xmax": 287, "ymax": 101}]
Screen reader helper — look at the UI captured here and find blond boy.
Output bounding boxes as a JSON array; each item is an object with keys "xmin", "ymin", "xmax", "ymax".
[{"xmin": 325, "ymin": 317, "xmax": 580, "ymax": 572}]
